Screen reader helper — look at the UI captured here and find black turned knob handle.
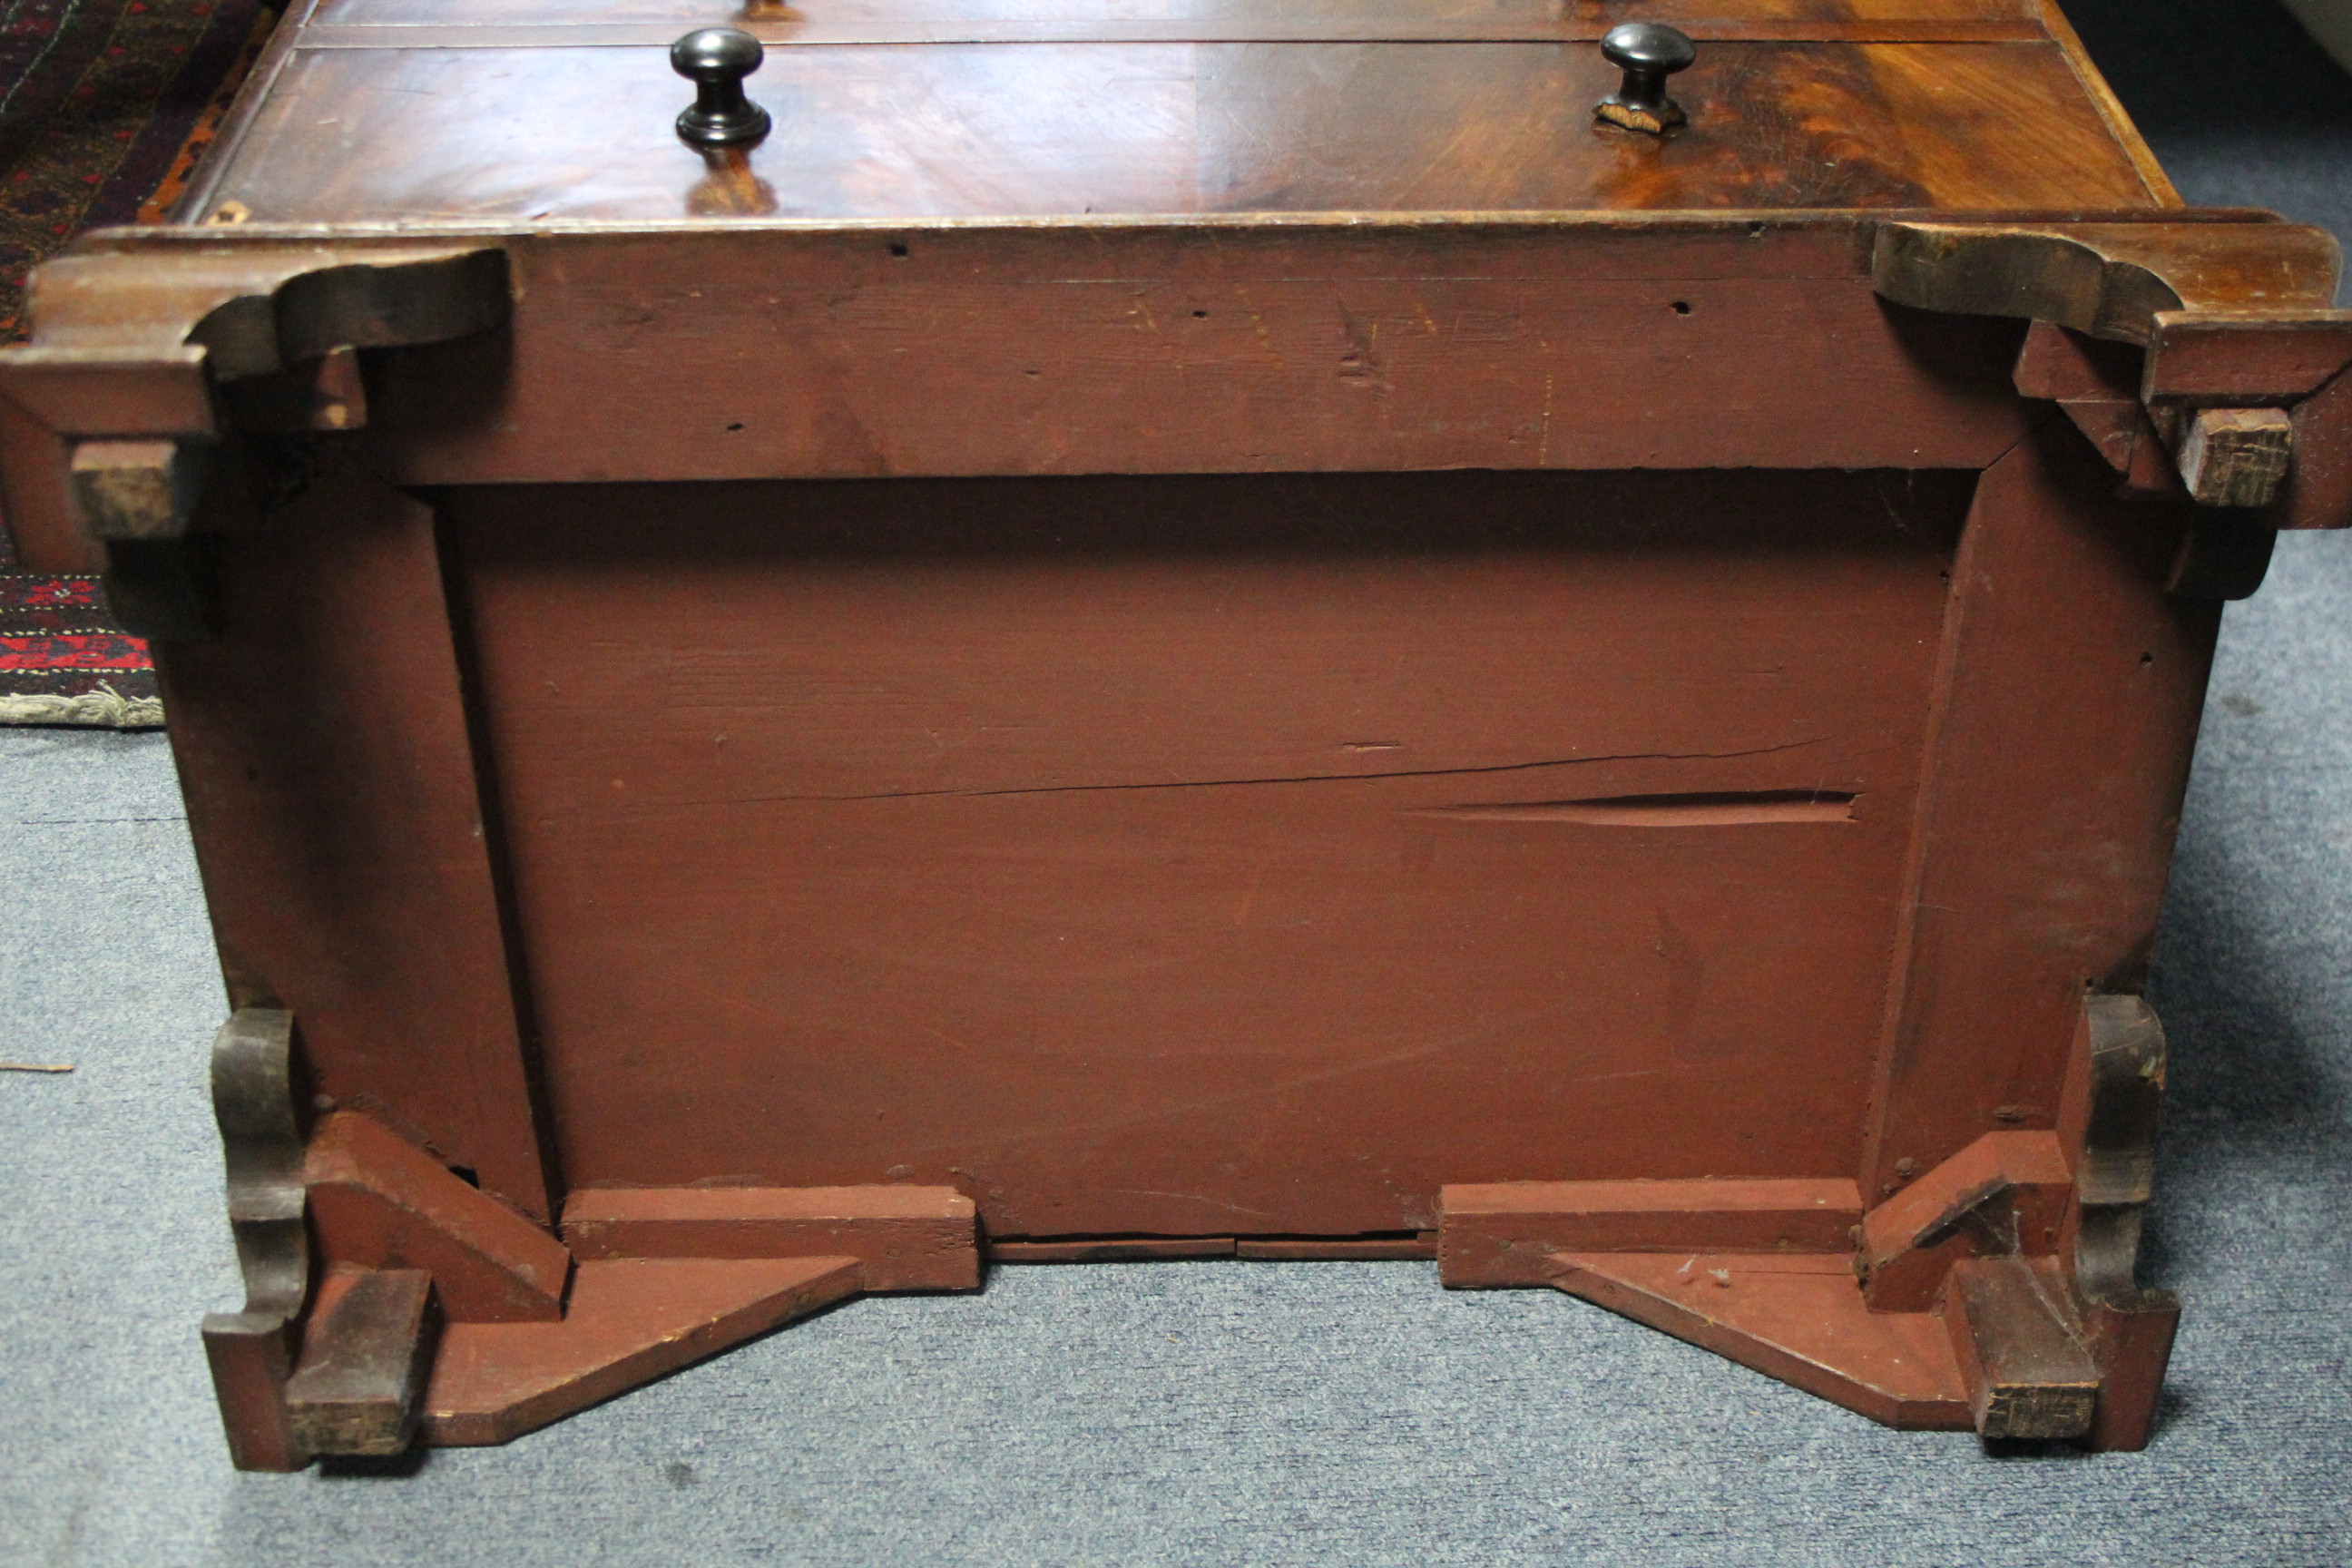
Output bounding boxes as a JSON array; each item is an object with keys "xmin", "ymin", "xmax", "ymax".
[
  {"xmin": 1596, "ymin": 22, "xmax": 1696, "ymax": 134},
  {"xmin": 673, "ymin": 27, "xmax": 772, "ymax": 150}
]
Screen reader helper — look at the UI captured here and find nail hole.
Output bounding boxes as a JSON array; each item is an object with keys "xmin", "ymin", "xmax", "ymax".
[
  {"xmin": 1191, "ymin": 309, "xmax": 1208, "ymax": 318},
  {"xmin": 2140, "ymin": 652, "xmax": 2154, "ymax": 665},
  {"xmin": 724, "ymin": 422, "xmax": 744, "ymax": 431},
  {"xmin": 1671, "ymin": 300, "xmax": 1691, "ymax": 315},
  {"xmin": 887, "ymin": 241, "xmax": 909, "ymax": 258}
]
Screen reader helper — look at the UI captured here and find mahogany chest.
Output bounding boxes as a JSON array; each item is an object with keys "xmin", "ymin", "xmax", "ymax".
[{"xmin": 3, "ymin": 0, "xmax": 2347, "ymax": 1467}]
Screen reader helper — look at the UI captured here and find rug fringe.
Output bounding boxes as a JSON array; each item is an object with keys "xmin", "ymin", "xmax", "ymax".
[{"xmin": 0, "ymin": 681, "xmax": 164, "ymax": 730}]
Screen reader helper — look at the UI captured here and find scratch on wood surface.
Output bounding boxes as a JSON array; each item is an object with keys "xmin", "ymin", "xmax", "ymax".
[
  {"xmin": 721, "ymin": 738, "xmax": 1832, "ymax": 805},
  {"xmin": 1232, "ymin": 857, "xmax": 1267, "ymax": 926},
  {"xmin": 1230, "ymin": 283, "xmax": 1285, "ymax": 369},
  {"xmin": 1128, "ymin": 288, "xmax": 1161, "ymax": 338},
  {"xmin": 1100, "ymin": 1190, "xmax": 1279, "ymax": 1220},
  {"xmin": 918, "ymin": 1024, "xmax": 980, "ymax": 1058},
  {"xmin": 1415, "ymin": 790, "xmax": 1857, "ymax": 827},
  {"xmin": 885, "ymin": 1003, "xmax": 1567, "ymax": 1156}
]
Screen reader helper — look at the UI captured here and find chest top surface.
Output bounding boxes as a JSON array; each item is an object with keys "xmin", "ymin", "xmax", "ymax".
[{"xmin": 178, "ymin": 0, "xmax": 2173, "ymax": 227}]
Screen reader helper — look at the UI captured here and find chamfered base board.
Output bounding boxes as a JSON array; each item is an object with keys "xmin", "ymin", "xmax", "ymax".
[
  {"xmin": 1544, "ymin": 1251, "xmax": 1975, "ymax": 1431},
  {"xmin": 421, "ymin": 1257, "xmax": 865, "ymax": 1446}
]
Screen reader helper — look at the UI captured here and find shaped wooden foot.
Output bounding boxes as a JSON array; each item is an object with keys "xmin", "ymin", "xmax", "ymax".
[
  {"xmin": 200, "ymin": 1008, "xmax": 984, "ymax": 1469},
  {"xmin": 200, "ymin": 1008, "xmax": 313, "ymax": 1473},
  {"xmin": 1440, "ymin": 993, "xmax": 2181, "ymax": 1451}
]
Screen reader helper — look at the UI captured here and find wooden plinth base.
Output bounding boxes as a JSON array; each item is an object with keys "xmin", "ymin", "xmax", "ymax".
[{"xmin": 422, "ymin": 1257, "xmax": 865, "ymax": 1446}]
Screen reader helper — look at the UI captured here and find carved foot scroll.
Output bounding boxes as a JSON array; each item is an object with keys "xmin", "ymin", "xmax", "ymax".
[{"xmin": 200, "ymin": 1008, "xmax": 312, "ymax": 1472}]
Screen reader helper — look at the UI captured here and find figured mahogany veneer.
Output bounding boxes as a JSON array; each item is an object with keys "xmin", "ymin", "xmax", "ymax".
[
  {"xmin": 195, "ymin": 39, "xmax": 2155, "ymax": 221},
  {"xmin": 2, "ymin": 0, "xmax": 2342, "ymax": 1470}
]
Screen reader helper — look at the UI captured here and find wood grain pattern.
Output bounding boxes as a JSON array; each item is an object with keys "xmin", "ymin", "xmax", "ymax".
[
  {"xmin": 312, "ymin": 0, "xmax": 2049, "ymax": 28},
  {"xmin": 2023, "ymin": 0, "xmax": 2179, "ymax": 207},
  {"xmin": 191, "ymin": 40, "xmax": 2152, "ymax": 225},
  {"xmin": 446, "ymin": 468, "xmax": 1968, "ymax": 1238}
]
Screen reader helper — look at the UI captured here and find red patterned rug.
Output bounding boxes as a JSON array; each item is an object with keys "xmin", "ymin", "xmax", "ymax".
[{"xmin": 0, "ymin": 0, "xmax": 281, "ymax": 726}]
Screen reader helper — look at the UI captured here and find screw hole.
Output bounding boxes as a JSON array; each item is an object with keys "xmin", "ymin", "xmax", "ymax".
[
  {"xmin": 887, "ymin": 241, "xmax": 909, "ymax": 259},
  {"xmin": 1671, "ymin": 300, "xmax": 1691, "ymax": 315}
]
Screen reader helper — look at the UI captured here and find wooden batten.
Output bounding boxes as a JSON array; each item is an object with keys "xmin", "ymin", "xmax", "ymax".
[
  {"xmin": 1438, "ymin": 1179, "xmax": 1866, "ymax": 1289},
  {"xmin": 562, "ymin": 1186, "xmax": 981, "ymax": 1291}
]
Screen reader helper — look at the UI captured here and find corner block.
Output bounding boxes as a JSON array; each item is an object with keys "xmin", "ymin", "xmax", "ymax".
[
  {"xmin": 305, "ymin": 1111, "xmax": 571, "ymax": 1323},
  {"xmin": 1942, "ymin": 1255, "xmax": 2099, "ymax": 1441},
  {"xmin": 1857, "ymin": 1131, "xmax": 2073, "ymax": 1313},
  {"xmin": 283, "ymin": 1267, "xmax": 441, "ymax": 1458}
]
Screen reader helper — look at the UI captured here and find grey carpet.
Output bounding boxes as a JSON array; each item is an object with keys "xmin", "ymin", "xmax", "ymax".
[{"xmin": 5, "ymin": 10, "xmax": 2351, "ymax": 1566}]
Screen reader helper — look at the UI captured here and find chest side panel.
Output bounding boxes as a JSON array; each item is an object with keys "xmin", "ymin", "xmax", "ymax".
[{"xmin": 447, "ymin": 469, "xmax": 1968, "ymax": 1237}]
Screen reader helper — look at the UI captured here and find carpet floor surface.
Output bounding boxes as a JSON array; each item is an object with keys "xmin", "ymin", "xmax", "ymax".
[
  {"xmin": 4, "ymin": 4, "xmax": 2350, "ymax": 1565},
  {"xmin": 0, "ymin": 0, "xmax": 279, "ymax": 720}
]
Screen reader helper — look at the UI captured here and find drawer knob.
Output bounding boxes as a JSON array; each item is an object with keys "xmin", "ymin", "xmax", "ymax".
[
  {"xmin": 672, "ymin": 27, "xmax": 773, "ymax": 149},
  {"xmin": 1596, "ymin": 22, "xmax": 1696, "ymax": 134}
]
